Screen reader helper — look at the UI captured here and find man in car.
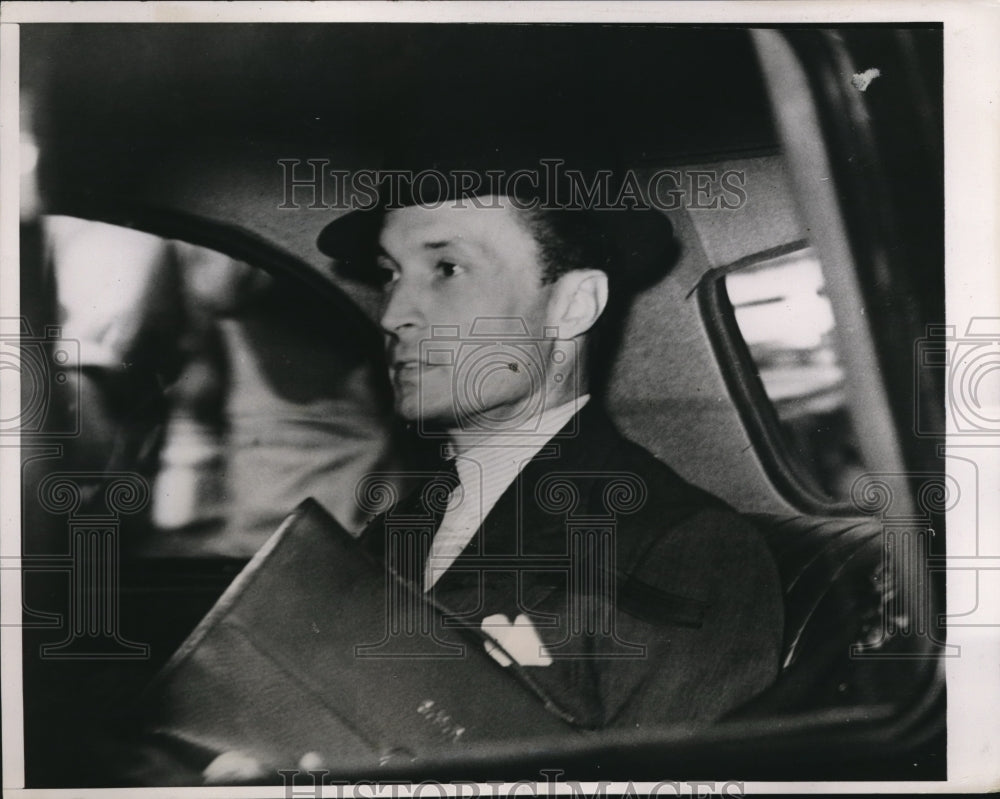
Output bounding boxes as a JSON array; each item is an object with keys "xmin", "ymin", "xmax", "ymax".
[{"xmin": 315, "ymin": 159, "xmax": 785, "ymax": 731}]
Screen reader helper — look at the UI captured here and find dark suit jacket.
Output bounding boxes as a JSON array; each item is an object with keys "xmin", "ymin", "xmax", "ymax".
[{"xmin": 360, "ymin": 402, "xmax": 784, "ymax": 731}]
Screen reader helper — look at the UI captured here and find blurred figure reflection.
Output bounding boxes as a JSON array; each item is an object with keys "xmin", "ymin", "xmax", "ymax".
[{"xmin": 39, "ymin": 215, "xmax": 397, "ymax": 558}]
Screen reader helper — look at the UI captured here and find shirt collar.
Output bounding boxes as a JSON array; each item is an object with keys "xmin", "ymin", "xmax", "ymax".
[{"xmin": 444, "ymin": 394, "xmax": 591, "ymax": 459}]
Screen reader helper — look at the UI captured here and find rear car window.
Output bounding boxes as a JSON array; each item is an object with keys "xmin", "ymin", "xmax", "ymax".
[{"xmin": 714, "ymin": 245, "xmax": 869, "ymax": 506}]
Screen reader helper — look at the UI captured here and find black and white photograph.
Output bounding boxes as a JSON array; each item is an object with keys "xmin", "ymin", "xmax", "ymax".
[{"xmin": 1, "ymin": 2, "xmax": 997, "ymax": 795}]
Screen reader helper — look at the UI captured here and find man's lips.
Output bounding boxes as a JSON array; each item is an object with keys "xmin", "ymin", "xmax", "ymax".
[
  {"xmin": 390, "ymin": 360, "xmax": 444, "ymax": 375},
  {"xmin": 392, "ymin": 360, "xmax": 434, "ymax": 369}
]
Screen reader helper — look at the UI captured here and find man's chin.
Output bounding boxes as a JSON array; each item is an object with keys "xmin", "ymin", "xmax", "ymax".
[{"xmin": 395, "ymin": 397, "xmax": 456, "ymax": 429}]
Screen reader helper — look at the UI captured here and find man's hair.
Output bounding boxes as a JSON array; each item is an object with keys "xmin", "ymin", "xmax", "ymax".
[
  {"xmin": 515, "ymin": 206, "xmax": 629, "ymax": 396},
  {"xmin": 517, "ymin": 207, "xmax": 615, "ymax": 285}
]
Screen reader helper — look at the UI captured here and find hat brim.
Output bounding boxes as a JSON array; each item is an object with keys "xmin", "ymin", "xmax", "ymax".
[
  {"xmin": 317, "ymin": 201, "xmax": 678, "ymax": 291},
  {"xmin": 316, "ymin": 207, "xmax": 387, "ymax": 284}
]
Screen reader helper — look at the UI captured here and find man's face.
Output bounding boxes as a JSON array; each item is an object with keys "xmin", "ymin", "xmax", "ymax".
[{"xmin": 377, "ymin": 201, "xmax": 557, "ymax": 429}]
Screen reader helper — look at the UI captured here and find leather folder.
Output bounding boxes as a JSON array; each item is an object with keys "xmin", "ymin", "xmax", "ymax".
[{"xmin": 130, "ymin": 498, "xmax": 575, "ymax": 782}]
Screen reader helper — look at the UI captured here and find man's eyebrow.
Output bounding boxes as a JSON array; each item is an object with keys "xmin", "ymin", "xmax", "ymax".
[
  {"xmin": 423, "ymin": 238, "xmax": 487, "ymax": 255},
  {"xmin": 377, "ymin": 238, "xmax": 487, "ymax": 259}
]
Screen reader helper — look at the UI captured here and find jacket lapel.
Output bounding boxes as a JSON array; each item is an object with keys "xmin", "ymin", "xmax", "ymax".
[
  {"xmin": 425, "ymin": 405, "xmax": 625, "ymax": 727},
  {"xmin": 430, "ymin": 403, "xmax": 619, "ymax": 606}
]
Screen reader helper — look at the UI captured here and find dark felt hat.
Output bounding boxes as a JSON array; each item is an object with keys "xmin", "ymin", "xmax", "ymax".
[{"xmin": 317, "ymin": 147, "xmax": 678, "ymax": 290}]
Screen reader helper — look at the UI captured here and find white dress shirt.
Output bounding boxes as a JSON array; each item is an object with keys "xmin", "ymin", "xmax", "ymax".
[{"xmin": 423, "ymin": 394, "xmax": 590, "ymax": 590}]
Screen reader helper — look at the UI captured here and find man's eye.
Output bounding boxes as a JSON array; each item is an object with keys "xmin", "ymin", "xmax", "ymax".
[
  {"xmin": 377, "ymin": 265, "xmax": 400, "ymax": 287},
  {"xmin": 436, "ymin": 260, "xmax": 465, "ymax": 278}
]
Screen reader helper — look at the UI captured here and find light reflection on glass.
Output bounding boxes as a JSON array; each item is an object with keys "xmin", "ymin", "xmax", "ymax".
[{"xmin": 724, "ymin": 248, "xmax": 865, "ymax": 502}]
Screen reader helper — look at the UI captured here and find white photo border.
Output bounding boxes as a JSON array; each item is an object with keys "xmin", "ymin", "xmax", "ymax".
[{"xmin": 1, "ymin": 1, "xmax": 997, "ymax": 795}]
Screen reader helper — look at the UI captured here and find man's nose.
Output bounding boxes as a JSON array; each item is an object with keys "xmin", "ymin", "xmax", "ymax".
[{"xmin": 379, "ymin": 277, "xmax": 425, "ymax": 338}]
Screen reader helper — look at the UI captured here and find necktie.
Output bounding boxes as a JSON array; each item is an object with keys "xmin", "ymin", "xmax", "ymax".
[{"xmin": 383, "ymin": 455, "xmax": 460, "ymax": 587}]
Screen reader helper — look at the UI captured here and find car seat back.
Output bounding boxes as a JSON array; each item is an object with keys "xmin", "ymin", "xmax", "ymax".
[{"xmin": 731, "ymin": 512, "xmax": 941, "ymax": 717}]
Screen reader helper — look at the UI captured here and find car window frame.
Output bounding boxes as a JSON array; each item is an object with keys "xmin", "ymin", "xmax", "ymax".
[{"xmin": 697, "ymin": 239, "xmax": 861, "ymax": 516}]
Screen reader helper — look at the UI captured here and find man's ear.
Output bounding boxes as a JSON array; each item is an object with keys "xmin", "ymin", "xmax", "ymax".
[{"xmin": 546, "ymin": 269, "xmax": 609, "ymax": 338}]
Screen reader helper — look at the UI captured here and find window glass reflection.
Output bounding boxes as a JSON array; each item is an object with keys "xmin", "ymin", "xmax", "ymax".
[
  {"xmin": 41, "ymin": 215, "xmax": 393, "ymax": 559},
  {"xmin": 724, "ymin": 248, "xmax": 867, "ymax": 502}
]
